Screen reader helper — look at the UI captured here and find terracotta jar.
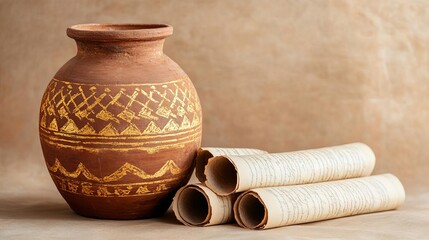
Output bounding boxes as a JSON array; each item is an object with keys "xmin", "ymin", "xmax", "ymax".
[{"xmin": 39, "ymin": 24, "xmax": 202, "ymax": 219}]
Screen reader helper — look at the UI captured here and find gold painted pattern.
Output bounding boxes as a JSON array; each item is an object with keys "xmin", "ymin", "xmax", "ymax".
[
  {"xmin": 50, "ymin": 175, "xmax": 180, "ymax": 197},
  {"xmin": 39, "ymin": 124, "xmax": 200, "ymax": 140},
  {"xmin": 40, "ymin": 137, "xmax": 200, "ymax": 153},
  {"xmin": 39, "ymin": 78, "xmax": 202, "ymax": 153},
  {"xmin": 39, "ymin": 78, "xmax": 202, "ymax": 137},
  {"xmin": 39, "ymin": 127, "xmax": 201, "ymax": 145},
  {"xmin": 48, "ymin": 158, "xmax": 182, "ymax": 183},
  {"xmin": 48, "ymin": 158, "xmax": 187, "ymax": 197}
]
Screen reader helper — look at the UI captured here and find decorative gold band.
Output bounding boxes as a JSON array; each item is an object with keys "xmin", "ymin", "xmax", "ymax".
[
  {"xmin": 48, "ymin": 158, "xmax": 188, "ymax": 197},
  {"xmin": 51, "ymin": 174, "xmax": 180, "ymax": 197}
]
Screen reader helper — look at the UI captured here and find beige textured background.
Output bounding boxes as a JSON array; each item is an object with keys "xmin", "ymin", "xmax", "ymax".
[{"xmin": 1, "ymin": 0, "xmax": 428, "ymax": 239}]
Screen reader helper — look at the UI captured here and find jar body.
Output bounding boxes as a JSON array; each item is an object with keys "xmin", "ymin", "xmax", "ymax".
[{"xmin": 39, "ymin": 24, "xmax": 202, "ymax": 219}]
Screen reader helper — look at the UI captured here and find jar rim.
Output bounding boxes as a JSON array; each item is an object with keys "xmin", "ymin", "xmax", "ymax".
[{"xmin": 67, "ymin": 23, "xmax": 173, "ymax": 41}]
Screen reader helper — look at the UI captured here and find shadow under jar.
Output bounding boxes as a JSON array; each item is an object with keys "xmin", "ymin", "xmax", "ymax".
[{"xmin": 39, "ymin": 23, "xmax": 202, "ymax": 219}]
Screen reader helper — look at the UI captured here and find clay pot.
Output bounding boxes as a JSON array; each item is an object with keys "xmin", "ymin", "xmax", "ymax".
[{"xmin": 39, "ymin": 24, "xmax": 202, "ymax": 219}]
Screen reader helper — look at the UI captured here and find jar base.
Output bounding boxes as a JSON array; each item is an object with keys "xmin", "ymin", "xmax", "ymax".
[{"xmin": 61, "ymin": 191, "xmax": 173, "ymax": 220}]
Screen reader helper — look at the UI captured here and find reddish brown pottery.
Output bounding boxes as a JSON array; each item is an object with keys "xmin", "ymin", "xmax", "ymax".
[{"xmin": 39, "ymin": 24, "xmax": 202, "ymax": 219}]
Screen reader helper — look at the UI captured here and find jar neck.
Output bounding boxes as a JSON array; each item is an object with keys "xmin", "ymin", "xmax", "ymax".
[{"xmin": 75, "ymin": 39, "xmax": 165, "ymax": 59}]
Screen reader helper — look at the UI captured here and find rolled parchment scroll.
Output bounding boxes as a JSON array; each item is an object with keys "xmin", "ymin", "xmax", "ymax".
[
  {"xmin": 205, "ymin": 143, "xmax": 376, "ymax": 195},
  {"xmin": 172, "ymin": 183, "xmax": 237, "ymax": 226},
  {"xmin": 234, "ymin": 174, "xmax": 405, "ymax": 230},
  {"xmin": 195, "ymin": 147, "xmax": 268, "ymax": 183}
]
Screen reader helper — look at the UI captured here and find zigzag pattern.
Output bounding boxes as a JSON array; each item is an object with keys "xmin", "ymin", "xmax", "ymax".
[{"xmin": 48, "ymin": 158, "xmax": 182, "ymax": 183}]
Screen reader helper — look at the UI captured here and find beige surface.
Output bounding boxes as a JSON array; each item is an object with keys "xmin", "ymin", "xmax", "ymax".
[
  {"xmin": 1, "ymin": 188, "xmax": 428, "ymax": 239},
  {"xmin": 0, "ymin": 0, "xmax": 428, "ymax": 239}
]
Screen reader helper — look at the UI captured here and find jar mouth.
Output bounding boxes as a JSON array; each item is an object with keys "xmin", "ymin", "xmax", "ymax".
[{"xmin": 67, "ymin": 23, "xmax": 173, "ymax": 41}]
